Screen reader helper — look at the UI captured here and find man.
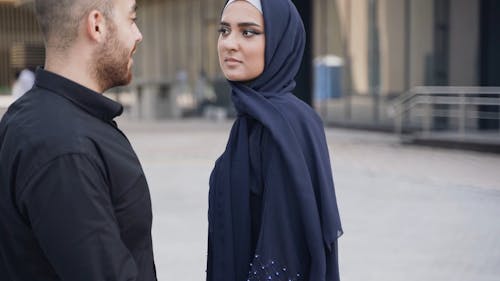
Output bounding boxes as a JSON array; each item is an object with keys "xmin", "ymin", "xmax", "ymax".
[{"xmin": 0, "ymin": 0, "xmax": 157, "ymax": 280}]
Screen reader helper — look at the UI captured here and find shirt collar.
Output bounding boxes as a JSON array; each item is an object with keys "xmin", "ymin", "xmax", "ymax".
[{"xmin": 34, "ymin": 68, "xmax": 123, "ymax": 121}]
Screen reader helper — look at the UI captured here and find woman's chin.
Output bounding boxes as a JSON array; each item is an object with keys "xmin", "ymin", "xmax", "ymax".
[{"xmin": 224, "ymin": 73, "xmax": 260, "ymax": 83}]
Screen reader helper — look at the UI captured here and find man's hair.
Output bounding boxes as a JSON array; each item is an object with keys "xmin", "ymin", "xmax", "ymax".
[{"xmin": 34, "ymin": 0, "xmax": 114, "ymax": 50}]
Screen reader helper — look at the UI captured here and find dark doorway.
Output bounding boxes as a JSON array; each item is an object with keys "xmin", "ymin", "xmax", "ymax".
[
  {"xmin": 291, "ymin": 0, "xmax": 313, "ymax": 105},
  {"xmin": 432, "ymin": 0, "xmax": 450, "ymax": 130},
  {"xmin": 479, "ymin": 0, "xmax": 500, "ymax": 129}
]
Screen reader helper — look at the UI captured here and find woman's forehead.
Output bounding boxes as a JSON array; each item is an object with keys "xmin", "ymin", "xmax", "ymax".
[
  {"xmin": 224, "ymin": 0, "xmax": 263, "ymax": 14},
  {"xmin": 221, "ymin": 1, "xmax": 263, "ymax": 23}
]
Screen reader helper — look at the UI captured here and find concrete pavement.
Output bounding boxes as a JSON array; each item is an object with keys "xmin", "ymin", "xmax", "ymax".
[{"xmin": 118, "ymin": 118, "xmax": 500, "ymax": 281}]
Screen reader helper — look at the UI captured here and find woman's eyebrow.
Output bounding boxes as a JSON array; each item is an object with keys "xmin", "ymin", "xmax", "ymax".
[
  {"xmin": 219, "ymin": 21, "xmax": 261, "ymax": 28},
  {"xmin": 237, "ymin": 22, "xmax": 261, "ymax": 27}
]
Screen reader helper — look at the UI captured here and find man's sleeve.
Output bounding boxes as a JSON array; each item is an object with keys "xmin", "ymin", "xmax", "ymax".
[{"xmin": 17, "ymin": 153, "xmax": 138, "ymax": 281}]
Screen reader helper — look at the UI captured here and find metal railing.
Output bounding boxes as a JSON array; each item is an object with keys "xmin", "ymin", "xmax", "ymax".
[{"xmin": 390, "ymin": 86, "xmax": 500, "ymax": 142}]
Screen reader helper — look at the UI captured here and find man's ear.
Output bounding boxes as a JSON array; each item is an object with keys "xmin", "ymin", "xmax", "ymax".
[{"xmin": 86, "ymin": 10, "xmax": 106, "ymax": 42}]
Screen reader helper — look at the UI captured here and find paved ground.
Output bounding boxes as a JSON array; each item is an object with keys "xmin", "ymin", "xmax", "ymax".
[{"xmin": 118, "ymin": 118, "xmax": 500, "ymax": 281}]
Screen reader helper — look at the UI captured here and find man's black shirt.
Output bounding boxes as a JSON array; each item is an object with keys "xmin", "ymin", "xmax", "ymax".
[{"xmin": 0, "ymin": 69, "xmax": 157, "ymax": 281}]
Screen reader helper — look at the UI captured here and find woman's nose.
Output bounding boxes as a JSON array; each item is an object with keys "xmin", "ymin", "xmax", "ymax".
[{"xmin": 221, "ymin": 33, "xmax": 238, "ymax": 51}]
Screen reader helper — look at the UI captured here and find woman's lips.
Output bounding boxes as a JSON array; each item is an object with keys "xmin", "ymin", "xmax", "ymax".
[{"xmin": 225, "ymin": 57, "xmax": 242, "ymax": 63}]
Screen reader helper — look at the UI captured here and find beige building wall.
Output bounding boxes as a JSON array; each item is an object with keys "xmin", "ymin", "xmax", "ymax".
[
  {"xmin": 135, "ymin": 0, "xmax": 225, "ymax": 87},
  {"xmin": 313, "ymin": 0, "xmax": 342, "ymax": 58},
  {"xmin": 378, "ymin": 0, "xmax": 405, "ymax": 95},
  {"xmin": 449, "ymin": 0, "xmax": 479, "ymax": 86},
  {"xmin": 335, "ymin": 0, "xmax": 480, "ymax": 95},
  {"xmin": 408, "ymin": 0, "xmax": 434, "ymax": 87},
  {"xmin": 0, "ymin": 0, "xmax": 483, "ymax": 95},
  {"xmin": 342, "ymin": 0, "xmax": 369, "ymax": 95}
]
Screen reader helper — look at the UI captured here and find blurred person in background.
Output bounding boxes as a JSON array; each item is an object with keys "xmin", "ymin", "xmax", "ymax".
[
  {"xmin": 207, "ymin": 1, "xmax": 343, "ymax": 281},
  {"xmin": 12, "ymin": 68, "xmax": 35, "ymax": 101},
  {"xmin": 0, "ymin": 0, "xmax": 157, "ymax": 280},
  {"xmin": 195, "ymin": 69, "xmax": 217, "ymax": 115}
]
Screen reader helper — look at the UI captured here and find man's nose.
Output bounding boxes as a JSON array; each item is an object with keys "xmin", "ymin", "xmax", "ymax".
[
  {"xmin": 135, "ymin": 25, "xmax": 143, "ymax": 43},
  {"xmin": 137, "ymin": 30, "xmax": 143, "ymax": 43}
]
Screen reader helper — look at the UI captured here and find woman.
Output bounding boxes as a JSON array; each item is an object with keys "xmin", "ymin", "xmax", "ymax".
[{"xmin": 207, "ymin": 0, "xmax": 343, "ymax": 281}]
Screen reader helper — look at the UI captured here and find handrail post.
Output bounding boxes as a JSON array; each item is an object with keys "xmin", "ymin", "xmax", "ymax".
[
  {"xmin": 396, "ymin": 106, "xmax": 403, "ymax": 135},
  {"xmin": 458, "ymin": 94, "xmax": 466, "ymax": 138},
  {"xmin": 422, "ymin": 95, "xmax": 432, "ymax": 137}
]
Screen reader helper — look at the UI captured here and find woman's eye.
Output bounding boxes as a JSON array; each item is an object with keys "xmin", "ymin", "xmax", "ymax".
[
  {"xmin": 218, "ymin": 27, "xmax": 230, "ymax": 36},
  {"xmin": 242, "ymin": 30, "xmax": 261, "ymax": 37}
]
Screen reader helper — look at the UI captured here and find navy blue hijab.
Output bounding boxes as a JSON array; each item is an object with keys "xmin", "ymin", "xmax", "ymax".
[{"xmin": 207, "ymin": 1, "xmax": 343, "ymax": 281}]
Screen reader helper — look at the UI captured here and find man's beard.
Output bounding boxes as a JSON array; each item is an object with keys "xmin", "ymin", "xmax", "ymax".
[{"xmin": 92, "ymin": 21, "xmax": 134, "ymax": 92}]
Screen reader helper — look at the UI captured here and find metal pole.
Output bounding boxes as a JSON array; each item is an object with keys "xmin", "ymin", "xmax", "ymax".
[
  {"xmin": 321, "ymin": 0, "xmax": 329, "ymax": 120},
  {"xmin": 368, "ymin": 0, "xmax": 380, "ymax": 123},
  {"xmin": 200, "ymin": 0, "xmax": 205, "ymax": 74},
  {"xmin": 344, "ymin": 0, "xmax": 352, "ymax": 121},
  {"xmin": 423, "ymin": 96, "xmax": 433, "ymax": 137},
  {"xmin": 458, "ymin": 94, "xmax": 467, "ymax": 137},
  {"xmin": 400, "ymin": 0, "xmax": 412, "ymax": 133},
  {"xmin": 404, "ymin": 0, "xmax": 411, "ymax": 91}
]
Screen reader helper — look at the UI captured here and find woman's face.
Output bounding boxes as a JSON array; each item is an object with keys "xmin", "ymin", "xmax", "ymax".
[{"xmin": 218, "ymin": 1, "xmax": 265, "ymax": 82}]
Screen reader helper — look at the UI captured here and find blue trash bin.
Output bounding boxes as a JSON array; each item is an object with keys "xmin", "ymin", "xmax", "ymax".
[{"xmin": 314, "ymin": 55, "xmax": 343, "ymax": 101}]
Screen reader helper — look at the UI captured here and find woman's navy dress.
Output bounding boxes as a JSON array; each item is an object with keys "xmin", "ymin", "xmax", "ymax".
[{"xmin": 207, "ymin": 1, "xmax": 343, "ymax": 281}]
